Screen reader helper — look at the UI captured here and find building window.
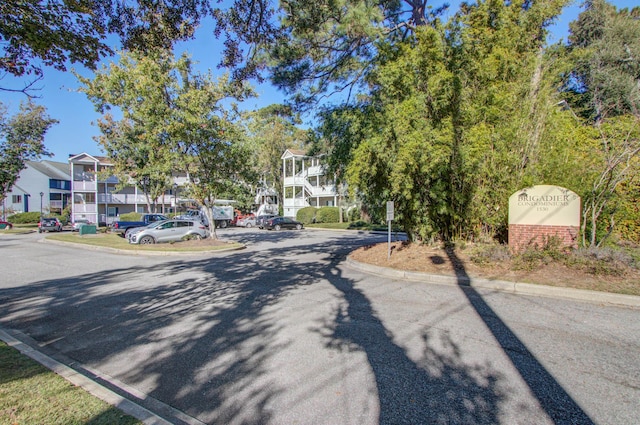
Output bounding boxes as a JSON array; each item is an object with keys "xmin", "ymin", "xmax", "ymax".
[
  {"xmin": 49, "ymin": 179, "xmax": 70, "ymax": 190},
  {"xmin": 12, "ymin": 195, "xmax": 22, "ymax": 204},
  {"xmin": 285, "ymin": 159, "xmax": 293, "ymax": 177},
  {"xmin": 74, "ymin": 192, "xmax": 96, "ymax": 203},
  {"xmin": 284, "ymin": 187, "xmax": 293, "ymax": 199},
  {"xmin": 295, "ymin": 159, "xmax": 303, "ymax": 175}
]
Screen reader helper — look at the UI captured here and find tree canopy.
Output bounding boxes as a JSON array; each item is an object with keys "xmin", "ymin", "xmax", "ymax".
[
  {"xmin": 0, "ymin": 101, "xmax": 57, "ymax": 202},
  {"xmin": 78, "ymin": 50, "xmax": 255, "ymax": 238}
]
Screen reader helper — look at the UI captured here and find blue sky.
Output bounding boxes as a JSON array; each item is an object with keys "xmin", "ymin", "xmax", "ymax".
[{"xmin": 0, "ymin": 0, "xmax": 630, "ymax": 163}]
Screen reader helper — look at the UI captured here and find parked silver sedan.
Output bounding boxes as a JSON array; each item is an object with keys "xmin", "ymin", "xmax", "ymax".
[{"xmin": 128, "ymin": 219, "xmax": 208, "ymax": 244}]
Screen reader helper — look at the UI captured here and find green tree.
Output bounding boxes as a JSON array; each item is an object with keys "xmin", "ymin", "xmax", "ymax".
[
  {"xmin": 323, "ymin": 0, "xmax": 569, "ymax": 242},
  {"xmin": 563, "ymin": 0, "xmax": 640, "ymax": 246},
  {"xmin": 567, "ymin": 0, "xmax": 640, "ymax": 122},
  {"xmin": 80, "ymin": 51, "xmax": 255, "ymax": 239},
  {"xmin": 78, "ymin": 51, "xmax": 177, "ymax": 213},
  {"xmin": 0, "ymin": 101, "xmax": 57, "ymax": 203},
  {"xmin": 170, "ymin": 63, "xmax": 255, "ymax": 237},
  {"xmin": 1, "ymin": 0, "xmax": 295, "ymax": 96},
  {"xmin": 243, "ymin": 104, "xmax": 306, "ymax": 212}
]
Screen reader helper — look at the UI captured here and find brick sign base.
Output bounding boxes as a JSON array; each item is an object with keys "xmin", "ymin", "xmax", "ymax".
[{"xmin": 509, "ymin": 224, "xmax": 579, "ymax": 253}]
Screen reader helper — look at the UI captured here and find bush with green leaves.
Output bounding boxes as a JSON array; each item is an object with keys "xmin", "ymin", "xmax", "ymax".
[
  {"xmin": 118, "ymin": 212, "xmax": 142, "ymax": 221},
  {"xmin": 296, "ymin": 207, "xmax": 317, "ymax": 224},
  {"xmin": 347, "ymin": 207, "xmax": 361, "ymax": 222},
  {"xmin": 7, "ymin": 212, "xmax": 42, "ymax": 224},
  {"xmin": 315, "ymin": 207, "xmax": 340, "ymax": 223}
]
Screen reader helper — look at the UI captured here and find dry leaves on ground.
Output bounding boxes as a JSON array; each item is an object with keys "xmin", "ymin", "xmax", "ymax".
[{"xmin": 350, "ymin": 241, "xmax": 640, "ymax": 296}]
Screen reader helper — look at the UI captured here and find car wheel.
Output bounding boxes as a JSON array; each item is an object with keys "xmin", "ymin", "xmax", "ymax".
[
  {"xmin": 274, "ymin": 224, "xmax": 281, "ymax": 231},
  {"xmin": 245, "ymin": 223, "xmax": 252, "ymax": 228},
  {"xmin": 38, "ymin": 229, "xmax": 42, "ymax": 233},
  {"xmin": 193, "ymin": 234, "xmax": 202, "ymax": 240},
  {"xmin": 219, "ymin": 220, "xmax": 228, "ymax": 229},
  {"xmin": 296, "ymin": 224, "xmax": 302, "ymax": 230},
  {"xmin": 139, "ymin": 236, "xmax": 155, "ymax": 244}
]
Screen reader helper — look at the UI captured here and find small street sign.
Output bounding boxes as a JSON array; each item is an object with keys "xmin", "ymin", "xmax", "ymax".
[{"xmin": 386, "ymin": 201, "xmax": 394, "ymax": 221}]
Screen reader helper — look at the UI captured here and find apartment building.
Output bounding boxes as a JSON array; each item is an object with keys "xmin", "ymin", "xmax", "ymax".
[
  {"xmin": 69, "ymin": 153, "xmax": 186, "ymax": 225},
  {"xmin": 3, "ymin": 160, "xmax": 71, "ymax": 219},
  {"xmin": 281, "ymin": 149, "xmax": 339, "ymax": 218}
]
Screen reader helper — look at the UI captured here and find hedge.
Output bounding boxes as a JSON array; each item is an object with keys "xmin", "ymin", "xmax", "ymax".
[
  {"xmin": 118, "ymin": 212, "xmax": 142, "ymax": 221},
  {"xmin": 7, "ymin": 212, "xmax": 42, "ymax": 224},
  {"xmin": 296, "ymin": 207, "xmax": 317, "ymax": 224},
  {"xmin": 315, "ymin": 207, "xmax": 340, "ymax": 223}
]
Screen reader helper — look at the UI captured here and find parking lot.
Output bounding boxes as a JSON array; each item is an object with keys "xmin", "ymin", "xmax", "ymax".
[{"xmin": 1, "ymin": 228, "xmax": 639, "ymax": 425}]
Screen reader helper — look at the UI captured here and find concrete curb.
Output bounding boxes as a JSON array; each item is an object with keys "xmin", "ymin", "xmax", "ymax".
[
  {"xmin": 345, "ymin": 257, "xmax": 640, "ymax": 309},
  {"xmin": 40, "ymin": 237, "xmax": 246, "ymax": 256},
  {"xmin": 0, "ymin": 328, "xmax": 183, "ymax": 425}
]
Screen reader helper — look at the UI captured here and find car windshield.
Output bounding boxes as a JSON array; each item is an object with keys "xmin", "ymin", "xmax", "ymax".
[{"xmin": 143, "ymin": 221, "xmax": 167, "ymax": 229}]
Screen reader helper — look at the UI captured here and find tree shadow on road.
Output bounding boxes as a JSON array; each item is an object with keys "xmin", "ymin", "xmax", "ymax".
[
  {"xmin": 442, "ymin": 245, "xmax": 595, "ymax": 425},
  {"xmin": 318, "ymin": 258, "xmax": 507, "ymax": 424},
  {"xmin": 0, "ymin": 233, "xmax": 594, "ymax": 424}
]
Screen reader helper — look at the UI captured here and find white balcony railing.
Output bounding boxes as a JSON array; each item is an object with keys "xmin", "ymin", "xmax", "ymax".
[
  {"xmin": 98, "ymin": 193, "xmax": 148, "ymax": 204},
  {"xmin": 73, "ymin": 181, "xmax": 95, "ymax": 191},
  {"xmin": 73, "ymin": 204, "xmax": 97, "ymax": 213}
]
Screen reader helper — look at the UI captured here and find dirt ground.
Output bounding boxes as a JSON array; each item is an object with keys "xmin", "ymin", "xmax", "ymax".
[{"xmin": 350, "ymin": 241, "xmax": 640, "ymax": 295}]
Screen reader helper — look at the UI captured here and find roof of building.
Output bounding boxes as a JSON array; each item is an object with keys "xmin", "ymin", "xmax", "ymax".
[
  {"xmin": 26, "ymin": 160, "xmax": 70, "ymax": 180},
  {"xmin": 68, "ymin": 153, "xmax": 112, "ymax": 164},
  {"xmin": 281, "ymin": 148, "xmax": 307, "ymax": 159}
]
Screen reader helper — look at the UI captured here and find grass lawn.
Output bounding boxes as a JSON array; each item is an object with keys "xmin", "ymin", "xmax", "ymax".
[
  {"xmin": 0, "ymin": 342, "xmax": 142, "ymax": 425},
  {"xmin": 45, "ymin": 232, "xmax": 243, "ymax": 252}
]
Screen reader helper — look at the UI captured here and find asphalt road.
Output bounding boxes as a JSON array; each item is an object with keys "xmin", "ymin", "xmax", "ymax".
[{"xmin": 0, "ymin": 228, "xmax": 638, "ymax": 425}]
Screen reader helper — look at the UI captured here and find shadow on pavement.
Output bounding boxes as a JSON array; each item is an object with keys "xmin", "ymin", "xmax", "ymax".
[
  {"xmin": 443, "ymin": 246, "xmax": 595, "ymax": 425},
  {"xmin": 0, "ymin": 233, "xmax": 593, "ymax": 424}
]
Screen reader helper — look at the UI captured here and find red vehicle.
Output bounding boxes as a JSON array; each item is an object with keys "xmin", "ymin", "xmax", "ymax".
[{"xmin": 0, "ymin": 220, "xmax": 13, "ymax": 230}]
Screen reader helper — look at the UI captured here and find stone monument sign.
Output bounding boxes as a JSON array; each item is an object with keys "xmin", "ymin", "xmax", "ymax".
[{"xmin": 508, "ymin": 185, "xmax": 580, "ymax": 252}]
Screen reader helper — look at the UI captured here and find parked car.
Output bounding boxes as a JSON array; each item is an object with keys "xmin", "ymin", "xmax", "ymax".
[
  {"xmin": 111, "ymin": 214, "xmax": 168, "ymax": 235},
  {"xmin": 264, "ymin": 216, "xmax": 304, "ymax": 231},
  {"xmin": 0, "ymin": 220, "xmax": 13, "ymax": 230},
  {"xmin": 38, "ymin": 217, "xmax": 63, "ymax": 233},
  {"xmin": 256, "ymin": 214, "xmax": 277, "ymax": 229},
  {"xmin": 72, "ymin": 219, "xmax": 92, "ymax": 231},
  {"xmin": 236, "ymin": 214, "xmax": 256, "ymax": 228},
  {"xmin": 128, "ymin": 219, "xmax": 208, "ymax": 244}
]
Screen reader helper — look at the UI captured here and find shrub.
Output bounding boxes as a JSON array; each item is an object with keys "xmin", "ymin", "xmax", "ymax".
[
  {"xmin": 315, "ymin": 207, "xmax": 340, "ymax": 223},
  {"xmin": 347, "ymin": 206, "xmax": 361, "ymax": 222},
  {"xmin": 7, "ymin": 212, "xmax": 41, "ymax": 224},
  {"xmin": 348, "ymin": 220, "xmax": 369, "ymax": 229},
  {"xmin": 566, "ymin": 247, "xmax": 637, "ymax": 275},
  {"xmin": 512, "ymin": 236, "xmax": 566, "ymax": 271},
  {"xmin": 296, "ymin": 207, "xmax": 317, "ymax": 224},
  {"xmin": 469, "ymin": 243, "xmax": 511, "ymax": 266},
  {"xmin": 119, "ymin": 212, "xmax": 142, "ymax": 221}
]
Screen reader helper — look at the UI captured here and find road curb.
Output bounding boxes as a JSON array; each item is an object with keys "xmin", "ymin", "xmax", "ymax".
[
  {"xmin": 345, "ymin": 256, "xmax": 640, "ymax": 309},
  {"xmin": 0, "ymin": 328, "xmax": 181, "ymax": 425},
  {"xmin": 39, "ymin": 237, "xmax": 246, "ymax": 256}
]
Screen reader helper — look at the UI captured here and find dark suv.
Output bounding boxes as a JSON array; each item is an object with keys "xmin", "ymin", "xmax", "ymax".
[
  {"xmin": 256, "ymin": 214, "xmax": 277, "ymax": 229},
  {"xmin": 39, "ymin": 217, "xmax": 63, "ymax": 233}
]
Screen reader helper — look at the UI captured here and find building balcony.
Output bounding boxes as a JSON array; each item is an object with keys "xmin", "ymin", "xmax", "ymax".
[
  {"xmin": 74, "ymin": 204, "xmax": 97, "ymax": 213},
  {"xmin": 98, "ymin": 193, "xmax": 152, "ymax": 204},
  {"xmin": 73, "ymin": 181, "xmax": 96, "ymax": 191}
]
